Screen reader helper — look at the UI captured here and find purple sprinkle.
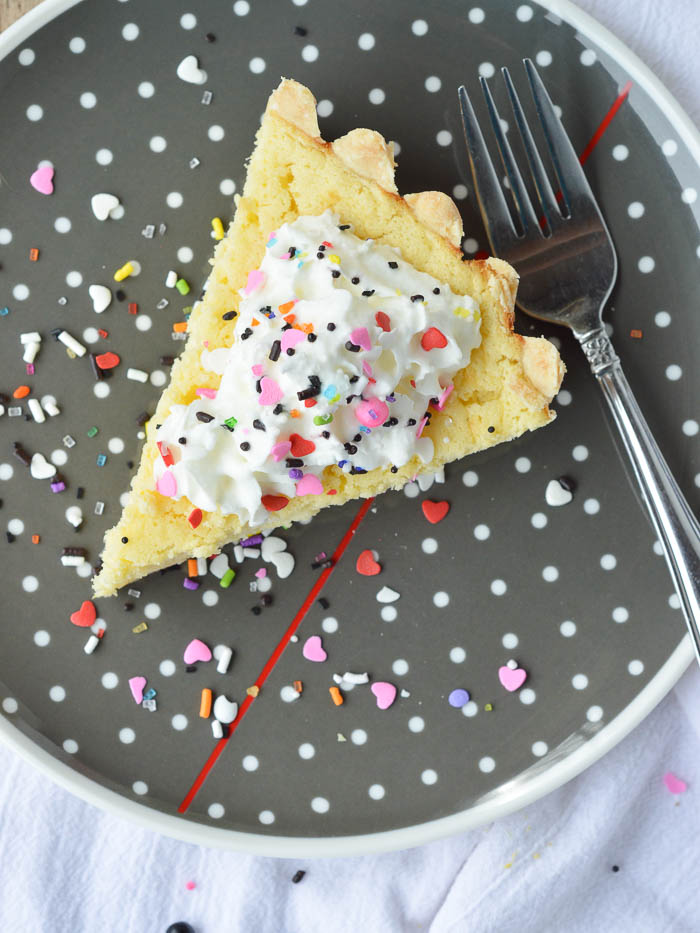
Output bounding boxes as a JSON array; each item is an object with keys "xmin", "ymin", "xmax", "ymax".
[
  {"xmin": 386, "ymin": 395, "xmax": 395, "ymax": 402},
  {"xmin": 50, "ymin": 481, "xmax": 66, "ymax": 493},
  {"xmin": 448, "ymin": 688, "xmax": 470, "ymax": 708},
  {"xmin": 240, "ymin": 534, "xmax": 263, "ymax": 547},
  {"xmin": 26, "ymin": 363, "xmax": 35, "ymax": 376},
  {"xmin": 289, "ymin": 468, "xmax": 303, "ymax": 480},
  {"xmin": 183, "ymin": 578, "xmax": 199, "ymax": 590}
]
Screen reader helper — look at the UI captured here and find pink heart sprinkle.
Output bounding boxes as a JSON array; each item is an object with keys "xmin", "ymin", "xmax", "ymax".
[
  {"xmin": 498, "ymin": 665, "xmax": 527, "ymax": 692},
  {"xmin": 244, "ymin": 269, "xmax": 265, "ymax": 294},
  {"xmin": 302, "ymin": 634, "xmax": 327, "ymax": 662},
  {"xmin": 156, "ymin": 469, "xmax": 178, "ymax": 498},
  {"xmin": 356, "ymin": 397, "xmax": 389, "ymax": 428},
  {"xmin": 196, "ymin": 387, "xmax": 217, "ymax": 399},
  {"xmin": 270, "ymin": 441, "xmax": 292, "ymax": 462},
  {"xmin": 350, "ymin": 327, "xmax": 371, "ymax": 351},
  {"xmin": 258, "ymin": 376, "xmax": 283, "ymax": 406},
  {"xmin": 128, "ymin": 676, "xmax": 147, "ymax": 705},
  {"xmin": 362, "ymin": 361, "xmax": 373, "ymax": 378},
  {"xmin": 255, "ymin": 568, "xmax": 267, "ymax": 578},
  {"xmin": 251, "ymin": 364, "xmax": 263, "ymax": 376},
  {"xmin": 296, "ymin": 473, "xmax": 323, "ymax": 496},
  {"xmin": 30, "ymin": 164, "xmax": 54, "ymax": 195},
  {"xmin": 663, "ymin": 771, "xmax": 687, "ymax": 794},
  {"xmin": 371, "ymin": 681, "xmax": 397, "ymax": 710},
  {"xmin": 279, "ymin": 252, "xmax": 290, "ymax": 260},
  {"xmin": 183, "ymin": 638, "xmax": 212, "ymax": 665},
  {"xmin": 281, "ymin": 328, "xmax": 305, "ymax": 352}
]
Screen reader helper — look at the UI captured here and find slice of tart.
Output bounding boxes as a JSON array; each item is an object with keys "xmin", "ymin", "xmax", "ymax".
[{"xmin": 93, "ymin": 78, "xmax": 564, "ymax": 598}]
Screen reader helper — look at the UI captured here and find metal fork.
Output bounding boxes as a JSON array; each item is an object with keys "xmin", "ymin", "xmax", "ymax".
[{"xmin": 458, "ymin": 60, "xmax": 700, "ymax": 665}]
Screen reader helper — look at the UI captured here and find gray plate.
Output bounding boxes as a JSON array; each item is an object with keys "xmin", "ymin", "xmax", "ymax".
[{"xmin": 0, "ymin": 0, "xmax": 698, "ymax": 854}]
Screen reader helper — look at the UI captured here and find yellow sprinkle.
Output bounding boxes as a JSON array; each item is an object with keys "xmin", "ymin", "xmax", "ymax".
[
  {"xmin": 504, "ymin": 863, "xmax": 512, "ymax": 869},
  {"xmin": 211, "ymin": 217, "xmax": 225, "ymax": 240},
  {"xmin": 132, "ymin": 621, "xmax": 148, "ymax": 634},
  {"xmin": 114, "ymin": 261, "xmax": 134, "ymax": 282},
  {"xmin": 65, "ymin": 348, "xmax": 76, "ymax": 359},
  {"xmin": 328, "ymin": 254, "xmax": 341, "ymax": 264},
  {"xmin": 533, "ymin": 853, "xmax": 541, "ymax": 860},
  {"xmin": 246, "ymin": 685, "xmax": 260, "ymax": 697}
]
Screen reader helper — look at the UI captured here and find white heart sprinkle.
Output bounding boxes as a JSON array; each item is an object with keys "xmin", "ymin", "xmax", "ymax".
[
  {"xmin": 545, "ymin": 478, "xmax": 573, "ymax": 507},
  {"xmin": 91, "ymin": 193, "xmax": 120, "ymax": 221},
  {"xmin": 270, "ymin": 551, "xmax": 295, "ymax": 579},
  {"xmin": 261, "ymin": 535, "xmax": 287, "ymax": 560},
  {"xmin": 176, "ymin": 54, "xmax": 207, "ymax": 85},
  {"xmin": 65, "ymin": 505, "xmax": 83, "ymax": 528},
  {"xmin": 209, "ymin": 553, "xmax": 229, "ymax": 578},
  {"xmin": 212, "ymin": 695, "xmax": 238, "ymax": 724},
  {"xmin": 88, "ymin": 284, "xmax": 112, "ymax": 314},
  {"xmin": 400, "ymin": 689, "xmax": 411, "ymax": 698},
  {"xmin": 376, "ymin": 586, "xmax": 400, "ymax": 603},
  {"xmin": 30, "ymin": 452, "xmax": 56, "ymax": 480}
]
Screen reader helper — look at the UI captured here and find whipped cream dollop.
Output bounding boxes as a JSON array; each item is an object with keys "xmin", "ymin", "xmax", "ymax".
[{"xmin": 154, "ymin": 211, "xmax": 481, "ymax": 527}]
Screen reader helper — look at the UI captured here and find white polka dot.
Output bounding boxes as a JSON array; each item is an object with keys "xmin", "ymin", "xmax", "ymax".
[
  {"xmin": 519, "ymin": 688, "xmax": 536, "ymax": 705},
  {"xmin": 150, "ymin": 370, "xmax": 167, "ymax": 388},
  {"xmin": 368, "ymin": 783, "xmax": 385, "ymax": 800},
  {"xmin": 33, "ymin": 630, "xmax": 50, "ymax": 647},
  {"xmin": 583, "ymin": 498, "xmax": 600, "ymax": 516},
  {"xmin": 535, "ymin": 50, "xmax": 552, "ymax": 67},
  {"xmin": 560, "ymin": 620, "xmax": 576, "ymax": 637},
  {"xmin": 653, "ymin": 540, "xmax": 664, "ymax": 556},
  {"xmin": 19, "ymin": 48, "xmax": 36, "ymax": 65},
  {"xmin": 412, "ymin": 19, "xmax": 428, "ymax": 36},
  {"xmin": 7, "ymin": 519, "xmax": 24, "ymax": 536},
  {"xmin": 436, "ymin": 130, "xmax": 453, "ymax": 147},
  {"xmin": 316, "ymin": 99, "xmax": 333, "ymax": 118},
  {"xmin": 258, "ymin": 810, "xmax": 275, "ymax": 825},
  {"xmin": 479, "ymin": 756, "xmax": 495, "ymax": 773},
  {"xmin": 311, "ymin": 796, "xmax": 329, "ymax": 813},
  {"xmin": 219, "ymin": 178, "xmax": 236, "ymax": 196},
  {"xmin": 301, "ymin": 44, "xmax": 319, "ymax": 62},
  {"xmin": 180, "ymin": 12, "xmax": 197, "ymax": 28},
  {"xmin": 639, "ymin": 255, "xmax": 657, "ymax": 274},
  {"xmin": 80, "ymin": 92, "xmax": 97, "ymax": 109},
  {"xmin": 0, "ymin": 464, "xmax": 13, "ymax": 481},
  {"xmin": 133, "ymin": 781, "xmax": 148, "ymax": 795},
  {"xmin": 586, "ymin": 705, "xmax": 603, "ymax": 723},
  {"xmin": 421, "ymin": 769, "xmax": 438, "ymax": 785},
  {"xmin": 76, "ymin": 562, "xmax": 92, "ymax": 579},
  {"xmin": 298, "ymin": 743, "xmax": 315, "ymax": 760},
  {"xmin": 600, "ymin": 553, "xmax": 617, "ymax": 571},
  {"xmin": 406, "ymin": 716, "xmax": 425, "ymax": 734},
  {"xmin": 0, "ymin": 229, "xmax": 12, "ymax": 245},
  {"xmin": 532, "ymin": 741, "xmax": 548, "ymax": 756},
  {"xmin": 166, "ymin": 191, "xmax": 183, "ymax": 208},
  {"xmin": 22, "ymin": 576, "xmax": 39, "ymax": 593},
  {"xmin": 13, "ymin": 284, "xmax": 29, "ymax": 301},
  {"xmin": 516, "ymin": 5, "xmax": 533, "ymax": 21},
  {"xmin": 280, "ymin": 685, "xmax": 299, "ymax": 703},
  {"xmin": 144, "ymin": 603, "xmax": 161, "ymax": 620},
  {"xmin": 515, "ymin": 456, "xmax": 531, "ymax": 473},
  {"xmin": 580, "ymin": 48, "xmax": 596, "ymax": 66},
  {"xmin": 122, "ymin": 23, "xmax": 139, "ymax": 41},
  {"xmin": 490, "ymin": 579, "xmax": 507, "ymax": 596},
  {"xmin": 461, "ymin": 701, "xmax": 479, "ymax": 717},
  {"xmin": 208, "ymin": 802, "xmax": 224, "ymax": 818},
  {"xmin": 49, "ymin": 685, "xmax": 65, "ymax": 702},
  {"xmin": 662, "ymin": 139, "xmax": 678, "ymax": 156},
  {"xmin": 159, "ymin": 660, "xmax": 176, "ymax": 677},
  {"xmin": 233, "ymin": 0, "xmax": 250, "ymax": 13},
  {"xmin": 628, "ymin": 659, "xmax": 644, "ymax": 676},
  {"xmin": 63, "ymin": 739, "xmax": 78, "ymax": 754},
  {"xmin": 66, "ymin": 270, "xmax": 83, "ymax": 288},
  {"xmin": 321, "ymin": 616, "xmax": 338, "ymax": 633},
  {"xmin": 452, "ymin": 183, "xmax": 468, "ymax": 200},
  {"xmin": 473, "ymin": 524, "xmax": 490, "ymax": 541},
  {"xmin": 351, "ymin": 728, "xmax": 368, "ymax": 744},
  {"xmin": 106, "ymin": 437, "xmax": 124, "ymax": 455},
  {"xmin": 96, "ymin": 148, "xmax": 113, "ymax": 165},
  {"xmin": 556, "ymin": 389, "xmax": 572, "ymax": 406},
  {"xmin": 531, "ymin": 512, "xmax": 548, "ymax": 529},
  {"xmin": 135, "ymin": 314, "xmax": 152, "ymax": 332},
  {"xmin": 249, "ymin": 57, "xmax": 266, "ymax": 74},
  {"xmin": 463, "ymin": 237, "xmax": 478, "ymax": 253},
  {"xmin": 392, "ymin": 659, "xmax": 409, "ymax": 676},
  {"xmin": 433, "ymin": 591, "xmax": 450, "ymax": 608},
  {"xmin": 462, "ymin": 470, "xmax": 479, "ymax": 487},
  {"xmin": 572, "ymin": 674, "xmax": 588, "ymax": 690},
  {"xmin": 468, "ymin": 7, "xmax": 485, "ymax": 23},
  {"xmin": 502, "ymin": 633, "xmax": 518, "ymax": 650},
  {"xmin": 612, "ymin": 606, "xmax": 629, "ymax": 624},
  {"xmin": 149, "ymin": 135, "xmax": 167, "ymax": 153},
  {"xmin": 572, "ymin": 445, "xmax": 589, "ymax": 462},
  {"xmin": 82, "ymin": 327, "xmax": 100, "ymax": 344},
  {"xmin": 137, "ymin": 81, "xmax": 155, "ymax": 98},
  {"xmin": 612, "ymin": 144, "xmax": 629, "ymax": 161},
  {"xmin": 119, "ymin": 727, "xmax": 135, "ymax": 744},
  {"xmin": 478, "ymin": 61, "xmax": 495, "ymax": 78},
  {"xmin": 102, "ymin": 672, "xmax": 119, "ymax": 689},
  {"xmin": 242, "ymin": 754, "xmax": 259, "ymax": 770},
  {"xmin": 449, "ymin": 647, "xmax": 466, "ymax": 663},
  {"xmin": 119, "ymin": 492, "xmax": 130, "ymax": 507},
  {"xmin": 208, "ymin": 124, "xmax": 225, "ymax": 142},
  {"xmin": 202, "ymin": 590, "xmax": 219, "ymax": 607},
  {"xmin": 369, "ymin": 88, "xmax": 385, "ymax": 105},
  {"xmin": 683, "ymin": 419, "xmax": 698, "ymax": 436},
  {"xmin": 669, "ymin": 593, "xmax": 681, "ymax": 610},
  {"xmin": 171, "ymin": 714, "xmax": 188, "ymax": 731},
  {"xmin": 424, "ymin": 75, "xmax": 442, "ymax": 93},
  {"xmin": 665, "ymin": 364, "xmax": 682, "ymax": 381},
  {"xmin": 681, "ymin": 187, "xmax": 697, "ymax": 205},
  {"xmin": 93, "ymin": 382, "xmax": 111, "ymax": 398},
  {"xmin": 542, "ymin": 565, "xmax": 559, "ymax": 582},
  {"xmin": 627, "ymin": 201, "xmax": 645, "ymax": 219},
  {"xmin": 403, "ymin": 481, "xmax": 419, "ymax": 498},
  {"xmin": 177, "ymin": 246, "xmax": 194, "ymax": 263},
  {"xmin": 2, "ymin": 698, "xmax": 18, "ymax": 714},
  {"xmin": 26, "ymin": 104, "xmax": 43, "ymax": 121},
  {"xmin": 421, "ymin": 537, "xmax": 438, "ymax": 554}
]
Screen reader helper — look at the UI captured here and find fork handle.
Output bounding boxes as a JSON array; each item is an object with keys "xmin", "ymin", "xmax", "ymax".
[{"xmin": 578, "ymin": 329, "xmax": 700, "ymax": 664}]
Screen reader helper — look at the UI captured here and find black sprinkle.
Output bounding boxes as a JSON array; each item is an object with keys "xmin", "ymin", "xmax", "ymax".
[
  {"xmin": 260, "ymin": 594, "xmax": 273, "ymax": 607},
  {"xmin": 317, "ymin": 244, "xmax": 326, "ymax": 251},
  {"xmin": 240, "ymin": 328, "xmax": 253, "ymax": 340},
  {"xmin": 349, "ymin": 466, "xmax": 366, "ymax": 474},
  {"xmin": 286, "ymin": 458, "xmax": 304, "ymax": 468},
  {"xmin": 318, "ymin": 597, "xmax": 330, "ymax": 609},
  {"xmin": 76, "ymin": 486, "xmax": 85, "ymax": 500},
  {"xmin": 62, "ymin": 547, "xmax": 87, "ymax": 557},
  {"xmin": 136, "ymin": 411, "xmax": 150, "ymax": 426},
  {"xmin": 155, "ymin": 424, "xmax": 162, "ymax": 431},
  {"xmin": 487, "ymin": 425, "xmax": 495, "ymax": 433},
  {"xmin": 353, "ymin": 434, "xmax": 362, "ymax": 442},
  {"xmin": 410, "ymin": 294, "xmax": 424, "ymax": 303},
  {"xmin": 291, "ymin": 870, "xmax": 306, "ymax": 884},
  {"xmin": 345, "ymin": 341, "xmax": 360, "ymax": 352},
  {"xmin": 281, "ymin": 323, "xmax": 292, "ymax": 331},
  {"xmin": 308, "ymin": 333, "xmax": 318, "ymax": 342},
  {"xmin": 326, "ymin": 323, "xmax": 336, "ymax": 331},
  {"xmin": 89, "ymin": 353, "xmax": 104, "ymax": 381},
  {"xmin": 331, "ymin": 270, "xmax": 341, "ymax": 278},
  {"xmin": 121, "ymin": 536, "xmax": 129, "ymax": 544},
  {"xmin": 196, "ymin": 412, "xmax": 214, "ymax": 423},
  {"xmin": 288, "ymin": 246, "xmax": 297, "ymax": 258},
  {"xmin": 255, "ymin": 379, "xmax": 262, "ymax": 394},
  {"xmin": 344, "ymin": 444, "xmax": 357, "ymax": 455},
  {"xmin": 160, "ymin": 355, "xmax": 175, "ymax": 366},
  {"xmin": 286, "ymin": 348, "xmax": 295, "ymax": 356},
  {"xmin": 178, "ymin": 437, "xmax": 187, "ymax": 445},
  {"xmin": 240, "ymin": 442, "xmax": 251, "ymax": 451},
  {"xmin": 185, "ymin": 665, "xmax": 198, "ymax": 673},
  {"xmin": 321, "ymin": 430, "xmax": 330, "ymax": 439},
  {"xmin": 390, "ymin": 465, "xmax": 398, "ymax": 473},
  {"xmin": 433, "ymin": 287, "xmax": 441, "ymax": 295},
  {"xmin": 0, "ymin": 393, "xmax": 9, "ymax": 406},
  {"xmin": 361, "ymin": 289, "xmax": 375, "ymax": 297},
  {"xmin": 338, "ymin": 224, "xmax": 351, "ymax": 230},
  {"xmin": 311, "ymin": 557, "xmax": 334, "ymax": 570},
  {"xmin": 316, "ymin": 252, "xmax": 325, "ymax": 259},
  {"xmin": 222, "ymin": 310, "xmax": 237, "ymax": 321},
  {"xmin": 123, "ymin": 602, "xmax": 134, "ymax": 612},
  {"xmin": 297, "ymin": 386, "xmax": 320, "ymax": 401},
  {"xmin": 558, "ymin": 475, "xmax": 576, "ymax": 493},
  {"xmin": 253, "ymin": 419, "xmax": 266, "ymax": 431},
  {"xmin": 273, "ymin": 404, "xmax": 284, "ymax": 415},
  {"xmin": 13, "ymin": 444, "xmax": 32, "ymax": 467},
  {"xmin": 388, "ymin": 261, "xmax": 398, "ymax": 269},
  {"xmin": 612, "ymin": 865, "xmax": 620, "ymax": 873},
  {"xmin": 126, "ymin": 460, "xmax": 134, "ymax": 469},
  {"xmin": 407, "ymin": 418, "xmax": 417, "ymax": 426},
  {"xmin": 351, "ymin": 276, "xmax": 360, "ymax": 285},
  {"xmin": 251, "ymin": 606, "xmax": 262, "ymax": 616},
  {"xmin": 6, "ymin": 532, "xmax": 15, "ymax": 543},
  {"xmin": 205, "ymin": 31, "xmax": 216, "ymax": 42},
  {"xmin": 269, "ymin": 340, "xmax": 282, "ymax": 362},
  {"xmin": 50, "ymin": 328, "xmax": 63, "ymax": 340},
  {"xmin": 115, "ymin": 289, "xmax": 126, "ymax": 302},
  {"xmin": 349, "ymin": 375, "xmax": 359, "ymax": 384}
]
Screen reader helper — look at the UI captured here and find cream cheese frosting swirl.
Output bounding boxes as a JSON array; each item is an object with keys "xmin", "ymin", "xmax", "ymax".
[{"xmin": 154, "ymin": 211, "xmax": 481, "ymax": 526}]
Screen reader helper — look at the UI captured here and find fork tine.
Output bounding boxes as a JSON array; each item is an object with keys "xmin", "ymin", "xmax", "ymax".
[
  {"xmin": 523, "ymin": 58, "xmax": 595, "ymax": 218},
  {"xmin": 458, "ymin": 84, "xmax": 517, "ymax": 249},
  {"xmin": 479, "ymin": 76, "xmax": 540, "ymax": 236},
  {"xmin": 502, "ymin": 66, "xmax": 561, "ymax": 230}
]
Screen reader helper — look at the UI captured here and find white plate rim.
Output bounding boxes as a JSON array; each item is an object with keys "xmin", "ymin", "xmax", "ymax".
[{"xmin": 0, "ymin": 0, "xmax": 696, "ymax": 857}]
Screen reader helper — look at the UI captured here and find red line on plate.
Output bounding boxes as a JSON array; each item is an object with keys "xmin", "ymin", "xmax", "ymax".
[
  {"xmin": 177, "ymin": 496, "xmax": 375, "ymax": 813},
  {"xmin": 578, "ymin": 80, "xmax": 633, "ymax": 166}
]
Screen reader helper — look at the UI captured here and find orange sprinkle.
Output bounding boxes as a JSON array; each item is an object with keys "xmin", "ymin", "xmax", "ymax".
[
  {"xmin": 283, "ymin": 313, "xmax": 297, "ymax": 325},
  {"xmin": 97, "ymin": 328, "xmax": 109, "ymax": 339},
  {"xmin": 172, "ymin": 322, "xmax": 188, "ymax": 333},
  {"xmin": 630, "ymin": 329, "xmax": 643, "ymax": 339},
  {"xmin": 278, "ymin": 301, "xmax": 296, "ymax": 315},
  {"xmin": 293, "ymin": 680, "xmax": 303, "ymax": 694},
  {"xmin": 29, "ymin": 248, "xmax": 39, "ymax": 262},
  {"xmin": 329, "ymin": 686, "xmax": 344, "ymax": 706},
  {"xmin": 246, "ymin": 685, "xmax": 260, "ymax": 698},
  {"xmin": 13, "ymin": 385, "xmax": 30, "ymax": 399},
  {"xmin": 199, "ymin": 688, "xmax": 212, "ymax": 718},
  {"xmin": 251, "ymin": 318, "xmax": 260, "ymax": 327},
  {"xmin": 290, "ymin": 408, "xmax": 301, "ymax": 418},
  {"xmin": 128, "ymin": 302, "xmax": 138, "ymax": 315},
  {"xmin": 297, "ymin": 322, "xmax": 314, "ymax": 334},
  {"xmin": 31, "ymin": 534, "xmax": 40, "ymax": 544},
  {"xmin": 187, "ymin": 558, "xmax": 198, "ymax": 578}
]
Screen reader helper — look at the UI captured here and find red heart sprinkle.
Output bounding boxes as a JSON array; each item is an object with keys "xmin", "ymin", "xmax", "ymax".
[
  {"xmin": 375, "ymin": 311, "xmax": 391, "ymax": 332},
  {"xmin": 70, "ymin": 600, "xmax": 97, "ymax": 628},
  {"xmin": 262, "ymin": 494, "xmax": 289, "ymax": 512},
  {"xmin": 188, "ymin": 508, "xmax": 203, "ymax": 529},
  {"xmin": 356, "ymin": 549, "xmax": 381, "ymax": 576},
  {"xmin": 157, "ymin": 441, "xmax": 174, "ymax": 467},
  {"xmin": 95, "ymin": 351, "xmax": 120, "ymax": 370},
  {"xmin": 420, "ymin": 327, "xmax": 448, "ymax": 351},
  {"xmin": 289, "ymin": 433, "xmax": 316, "ymax": 457},
  {"xmin": 422, "ymin": 500, "xmax": 450, "ymax": 524}
]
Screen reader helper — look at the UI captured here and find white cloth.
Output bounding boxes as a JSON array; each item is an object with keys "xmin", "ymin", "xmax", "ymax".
[{"xmin": 0, "ymin": 2, "xmax": 698, "ymax": 932}]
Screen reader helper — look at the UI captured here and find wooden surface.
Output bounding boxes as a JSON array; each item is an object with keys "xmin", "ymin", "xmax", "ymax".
[{"xmin": 0, "ymin": 0, "xmax": 43, "ymax": 33}]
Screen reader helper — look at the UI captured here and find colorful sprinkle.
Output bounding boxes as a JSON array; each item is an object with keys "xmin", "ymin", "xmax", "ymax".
[
  {"xmin": 421, "ymin": 327, "xmax": 448, "ymax": 350},
  {"xmin": 663, "ymin": 772, "xmax": 687, "ymax": 794},
  {"xmin": 69, "ymin": 600, "xmax": 97, "ymax": 628},
  {"xmin": 128, "ymin": 676, "xmax": 147, "ymax": 705},
  {"xmin": 355, "ymin": 397, "xmax": 389, "ymax": 428},
  {"xmin": 356, "ymin": 550, "xmax": 381, "ymax": 576},
  {"xmin": 302, "ymin": 634, "xmax": 327, "ymax": 662},
  {"xmin": 188, "ymin": 508, "xmax": 203, "ymax": 529},
  {"xmin": 30, "ymin": 164, "xmax": 54, "ymax": 195},
  {"xmin": 498, "ymin": 665, "xmax": 527, "ymax": 692},
  {"xmin": 183, "ymin": 638, "xmax": 212, "ymax": 665},
  {"xmin": 281, "ymin": 328, "xmax": 305, "ymax": 352},
  {"xmin": 271, "ymin": 441, "xmax": 292, "ymax": 461},
  {"xmin": 289, "ymin": 433, "xmax": 316, "ymax": 457},
  {"xmin": 448, "ymin": 688, "xmax": 470, "ymax": 708},
  {"xmin": 156, "ymin": 469, "xmax": 178, "ymax": 498},
  {"xmin": 349, "ymin": 326, "xmax": 371, "ymax": 351},
  {"xmin": 244, "ymin": 268, "xmax": 266, "ymax": 294},
  {"xmin": 261, "ymin": 494, "xmax": 289, "ymax": 512},
  {"xmin": 421, "ymin": 500, "xmax": 450, "ymax": 524},
  {"xmin": 329, "ymin": 686, "xmax": 344, "ymax": 706},
  {"xmin": 375, "ymin": 311, "xmax": 391, "ymax": 332},
  {"xmin": 296, "ymin": 473, "xmax": 323, "ymax": 496},
  {"xmin": 370, "ymin": 681, "xmax": 397, "ymax": 710},
  {"xmin": 258, "ymin": 376, "xmax": 283, "ymax": 406}
]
